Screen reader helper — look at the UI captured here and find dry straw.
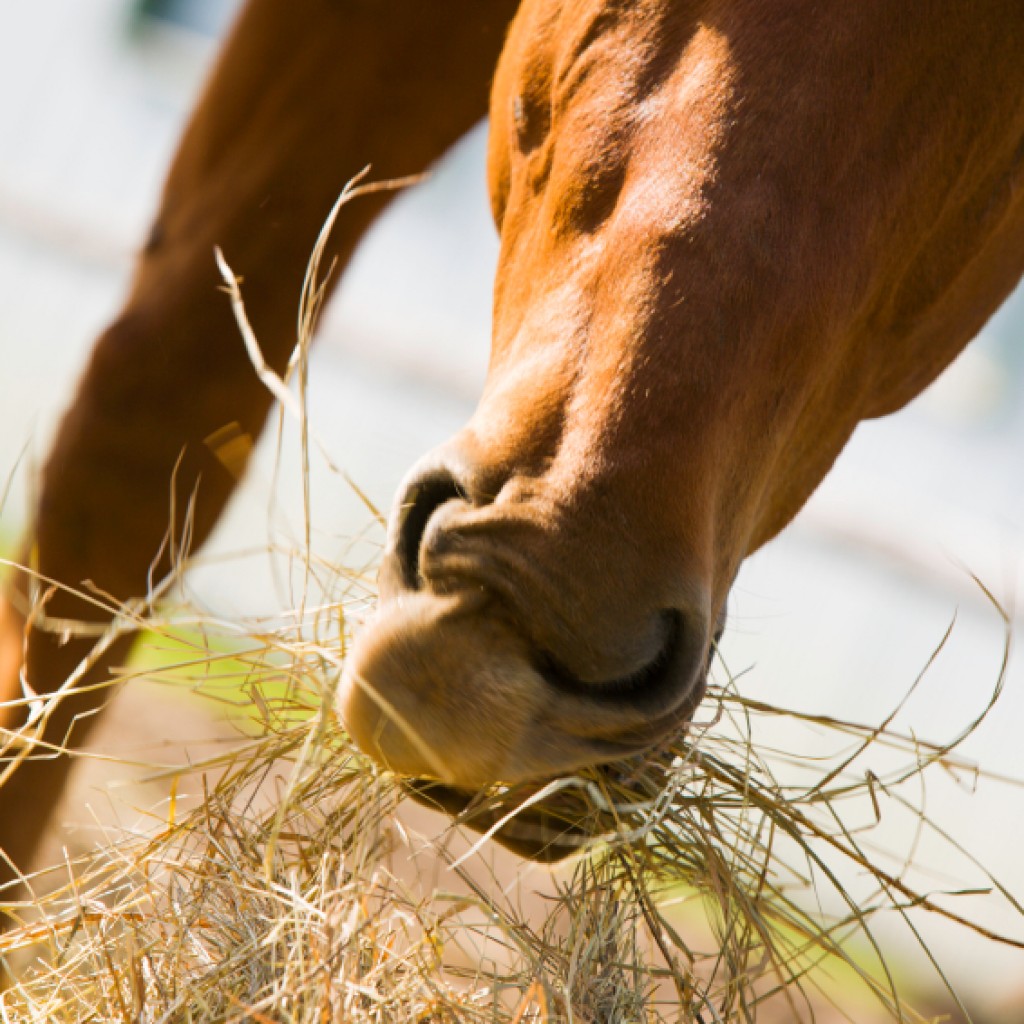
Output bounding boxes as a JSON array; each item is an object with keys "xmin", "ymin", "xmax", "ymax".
[{"xmin": 2, "ymin": 176, "xmax": 1022, "ymax": 1022}]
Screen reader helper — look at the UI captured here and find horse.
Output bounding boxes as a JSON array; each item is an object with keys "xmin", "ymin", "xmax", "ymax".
[{"xmin": 2, "ymin": 0, "xmax": 1024, "ymax": 891}]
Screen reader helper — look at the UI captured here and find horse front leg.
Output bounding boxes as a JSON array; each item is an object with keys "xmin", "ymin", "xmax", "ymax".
[{"xmin": 0, "ymin": 0, "xmax": 518, "ymax": 931}]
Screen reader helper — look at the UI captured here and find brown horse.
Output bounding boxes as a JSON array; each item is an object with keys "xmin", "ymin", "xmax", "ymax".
[{"xmin": 2, "ymin": 0, "xmax": 1024, "ymax": 891}]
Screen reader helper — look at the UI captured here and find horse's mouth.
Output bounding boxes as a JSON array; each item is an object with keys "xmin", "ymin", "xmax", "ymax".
[
  {"xmin": 400, "ymin": 742, "xmax": 682, "ymax": 862},
  {"xmin": 402, "ymin": 776, "xmax": 606, "ymax": 863}
]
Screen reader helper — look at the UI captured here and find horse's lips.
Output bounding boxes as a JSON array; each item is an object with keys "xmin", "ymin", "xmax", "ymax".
[
  {"xmin": 343, "ymin": 588, "xmax": 708, "ymax": 861},
  {"xmin": 402, "ymin": 777, "xmax": 598, "ymax": 863},
  {"xmin": 340, "ymin": 583, "xmax": 710, "ymax": 797}
]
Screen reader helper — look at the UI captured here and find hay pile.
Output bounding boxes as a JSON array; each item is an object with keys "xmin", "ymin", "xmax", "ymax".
[{"xmin": 1, "ymin": 582, "xmax": 1020, "ymax": 1022}]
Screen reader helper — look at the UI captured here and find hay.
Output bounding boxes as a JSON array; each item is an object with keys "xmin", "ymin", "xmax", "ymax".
[
  {"xmin": 2, "ymin": 177, "xmax": 1022, "ymax": 1021},
  {"xmin": 1, "ymin": 572, "xmax": 1020, "ymax": 1022}
]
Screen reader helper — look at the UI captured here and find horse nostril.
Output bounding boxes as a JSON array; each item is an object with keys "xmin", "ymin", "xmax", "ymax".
[{"xmin": 395, "ymin": 471, "xmax": 466, "ymax": 588}]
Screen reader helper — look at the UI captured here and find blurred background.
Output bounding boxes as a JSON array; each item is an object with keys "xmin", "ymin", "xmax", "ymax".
[{"xmin": 1, "ymin": 0, "xmax": 1022, "ymax": 1013}]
